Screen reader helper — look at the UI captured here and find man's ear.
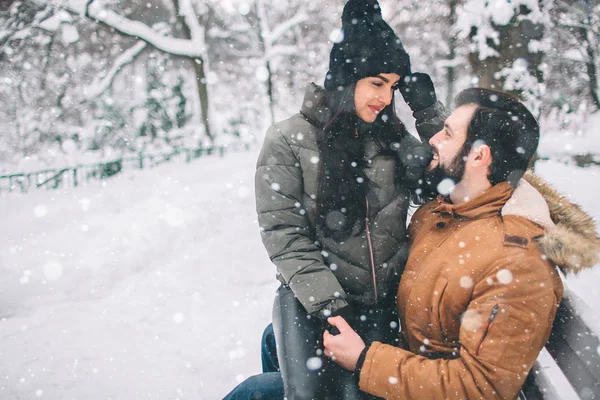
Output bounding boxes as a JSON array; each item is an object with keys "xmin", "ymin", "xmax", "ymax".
[{"xmin": 471, "ymin": 143, "xmax": 492, "ymax": 167}]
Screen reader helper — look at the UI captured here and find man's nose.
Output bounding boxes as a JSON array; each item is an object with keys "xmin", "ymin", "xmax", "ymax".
[{"xmin": 429, "ymin": 130, "xmax": 443, "ymax": 147}]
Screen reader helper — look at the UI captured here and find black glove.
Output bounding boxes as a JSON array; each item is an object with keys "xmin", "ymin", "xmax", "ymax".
[
  {"xmin": 321, "ymin": 305, "xmax": 356, "ymax": 335},
  {"xmin": 399, "ymin": 72, "xmax": 438, "ymax": 112}
]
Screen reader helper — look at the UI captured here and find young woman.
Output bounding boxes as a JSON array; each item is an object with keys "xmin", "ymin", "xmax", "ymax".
[{"xmin": 226, "ymin": 1, "xmax": 443, "ymax": 399}]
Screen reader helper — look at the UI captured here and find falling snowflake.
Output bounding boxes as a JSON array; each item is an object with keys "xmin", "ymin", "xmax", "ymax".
[
  {"xmin": 164, "ymin": 207, "xmax": 185, "ymax": 227},
  {"xmin": 79, "ymin": 198, "xmax": 91, "ymax": 211},
  {"xmin": 34, "ymin": 205, "xmax": 48, "ymax": 217},
  {"xmin": 173, "ymin": 313, "xmax": 184, "ymax": 324},
  {"xmin": 496, "ymin": 269, "xmax": 513, "ymax": 284},
  {"xmin": 255, "ymin": 66, "xmax": 269, "ymax": 82},
  {"xmin": 437, "ymin": 178, "xmax": 455, "ymax": 195},
  {"xmin": 461, "ymin": 310, "xmax": 483, "ymax": 331},
  {"xmin": 44, "ymin": 261, "xmax": 63, "ymax": 281},
  {"xmin": 237, "ymin": 187, "xmax": 250, "ymax": 198},
  {"xmin": 460, "ymin": 276, "xmax": 474, "ymax": 289},
  {"xmin": 329, "ymin": 28, "xmax": 344, "ymax": 44},
  {"xmin": 306, "ymin": 357, "xmax": 322, "ymax": 371}
]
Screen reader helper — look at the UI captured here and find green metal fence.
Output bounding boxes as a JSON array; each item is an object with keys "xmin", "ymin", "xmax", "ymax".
[{"xmin": 0, "ymin": 143, "xmax": 251, "ymax": 194}]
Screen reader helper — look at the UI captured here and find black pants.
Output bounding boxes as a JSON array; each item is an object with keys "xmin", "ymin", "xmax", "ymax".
[{"xmin": 272, "ymin": 285, "xmax": 399, "ymax": 400}]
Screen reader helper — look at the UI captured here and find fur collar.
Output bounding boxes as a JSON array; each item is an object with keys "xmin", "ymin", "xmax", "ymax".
[{"xmin": 523, "ymin": 171, "xmax": 600, "ymax": 274}]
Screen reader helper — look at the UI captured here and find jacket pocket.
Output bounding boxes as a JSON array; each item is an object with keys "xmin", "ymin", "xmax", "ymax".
[
  {"xmin": 472, "ymin": 304, "xmax": 538, "ymax": 373},
  {"xmin": 475, "ymin": 303, "xmax": 500, "ymax": 356}
]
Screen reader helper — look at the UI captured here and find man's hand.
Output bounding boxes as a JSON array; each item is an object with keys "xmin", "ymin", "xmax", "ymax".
[{"xmin": 323, "ymin": 316, "xmax": 366, "ymax": 371}]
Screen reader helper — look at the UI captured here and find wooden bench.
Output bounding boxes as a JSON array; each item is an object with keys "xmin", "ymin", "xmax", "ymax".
[{"xmin": 520, "ymin": 289, "xmax": 600, "ymax": 399}]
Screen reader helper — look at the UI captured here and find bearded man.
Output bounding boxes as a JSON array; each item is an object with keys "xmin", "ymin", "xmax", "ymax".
[{"xmin": 323, "ymin": 88, "xmax": 565, "ymax": 399}]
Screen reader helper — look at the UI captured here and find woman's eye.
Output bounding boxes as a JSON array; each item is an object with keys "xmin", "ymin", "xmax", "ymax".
[{"xmin": 372, "ymin": 82, "xmax": 383, "ymax": 87}]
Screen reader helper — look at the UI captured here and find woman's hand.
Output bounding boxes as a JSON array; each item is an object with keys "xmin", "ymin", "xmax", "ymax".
[
  {"xmin": 399, "ymin": 72, "xmax": 437, "ymax": 112},
  {"xmin": 323, "ymin": 316, "xmax": 366, "ymax": 371}
]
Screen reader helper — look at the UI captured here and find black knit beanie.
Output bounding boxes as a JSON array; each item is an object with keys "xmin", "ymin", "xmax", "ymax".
[{"xmin": 324, "ymin": 0, "xmax": 411, "ymax": 91}]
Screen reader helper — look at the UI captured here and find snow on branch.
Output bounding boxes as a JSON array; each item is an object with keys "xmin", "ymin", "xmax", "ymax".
[
  {"xmin": 53, "ymin": 39, "xmax": 147, "ymax": 123},
  {"xmin": 266, "ymin": 12, "xmax": 308, "ymax": 47},
  {"xmin": 85, "ymin": 1, "xmax": 204, "ymax": 59},
  {"xmin": 83, "ymin": 40, "xmax": 147, "ymax": 100},
  {"xmin": 178, "ymin": 0, "xmax": 205, "ymax": 43},
  {"xmin": 0, "ymin": 5, "xmax": 54, "ymax": 50},
  {"xmin": 266, "ymin": 44, "xmax": 301, "ymax": 59}
]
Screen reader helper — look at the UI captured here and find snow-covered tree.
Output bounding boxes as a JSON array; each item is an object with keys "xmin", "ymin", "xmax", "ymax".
[
  {"xmin": 455, "ymin": 0, "xmax": 548, "ymax": 115},
  {"xmin": 546, "ymin": 0, "xmax": 599, "ymax": 114}
]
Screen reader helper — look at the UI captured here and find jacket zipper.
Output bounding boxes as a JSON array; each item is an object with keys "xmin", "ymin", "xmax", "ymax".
[
  {"xmin": 475, "ymin": 304, "xmax": 500, "ymax": 356},
  {"xmin": 365, "ymin": 199, "xmax": 378, "ymax": 300}
]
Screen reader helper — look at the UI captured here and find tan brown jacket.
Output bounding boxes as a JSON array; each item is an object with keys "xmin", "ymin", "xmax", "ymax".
[{"xmin": 359, "ymin": 176, "xmax": 600, "ymax": 399}]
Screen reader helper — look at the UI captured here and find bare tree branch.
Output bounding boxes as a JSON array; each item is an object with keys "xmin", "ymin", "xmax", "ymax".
[
  {"xmin": 266, "ymin": 11, "xmax": 307, "ymax": 47},
  {"xmin": 84, "ymin": 1, "xmax": 205, "ymax": 59},
  {"xmin": 55, "ymin": 40, "xmax": 147, "ymax": 121}
]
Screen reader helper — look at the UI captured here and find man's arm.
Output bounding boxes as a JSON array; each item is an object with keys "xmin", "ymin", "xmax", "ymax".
[{"xmin": 326, "ymin": 256, "xmax": 561, "ymax": 399}]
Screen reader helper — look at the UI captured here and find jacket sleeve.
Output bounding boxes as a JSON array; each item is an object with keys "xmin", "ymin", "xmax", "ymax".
[
  {"xmin": 413, "ymin": 101, "xmax": 447, "ymax": 142},
  {"xmin": 358, "ymin": 255, "xmax": 561, "ymax": 399},
  {"xmin": 255, "ymin": 124, "xmax": 348, "ymax": 317}
]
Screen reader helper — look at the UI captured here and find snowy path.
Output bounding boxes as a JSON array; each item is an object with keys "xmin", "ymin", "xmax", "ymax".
[
  {"xmin": 0, "ymin": 149, "xmax": 277, "ymax": 399},
  {"xmin": 0, "ymin": 149, "xmax": 598, "ymax": 399}
]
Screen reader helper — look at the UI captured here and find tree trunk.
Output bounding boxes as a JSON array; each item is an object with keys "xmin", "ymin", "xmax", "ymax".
[
  {"xmin": 468, "ymin": 5, "xmax": 544, "ymax": 99},
  {"xmin": 192, "ymin": 59, "xmax": 212, "ymax": 140},
  {"xmin": 254, "ymin": 2, "xmax": 276, "ymax": 126},
  {"xmin": 265, "ymin": 60, "xmax": 276, "ymax": 126},
  {"xmin": 173, "ymin": 0, "xmax": 212, "ymax": 140},
  {"xmin": 582, "ymin": 26, "xmax": 600, "ymax": 110},
  {"xmin": 445, "ymin": 0, "xmax": 459, "ymax": 107}
]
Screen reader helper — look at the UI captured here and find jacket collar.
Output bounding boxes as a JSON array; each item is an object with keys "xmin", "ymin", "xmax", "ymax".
[
  {"xmin": 431, "ymin": 182, "xmax": 514, "ymax": 220},
  {"xmin": 300, "ymin": 83, "xmax": 327, "ymax": 126}
]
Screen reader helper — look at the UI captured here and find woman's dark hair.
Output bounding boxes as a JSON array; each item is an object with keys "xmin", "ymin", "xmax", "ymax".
[{"xmin": 315, "ymin": 84, "xmax": 412, "ymax": 240}]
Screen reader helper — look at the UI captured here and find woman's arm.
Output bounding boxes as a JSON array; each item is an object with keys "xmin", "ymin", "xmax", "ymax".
[
  {"xmin": 399, "ymin": 72, "xmax": 447, "ymax": 142},
  {"xmin": 255, "ymin": 124, "xmax": 349, "ymax": 318}
]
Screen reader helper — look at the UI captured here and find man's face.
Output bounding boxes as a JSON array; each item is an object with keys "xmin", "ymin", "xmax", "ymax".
[{"xmin": 423, "ymin": 104, "xmax": 478, "ymax": 191}]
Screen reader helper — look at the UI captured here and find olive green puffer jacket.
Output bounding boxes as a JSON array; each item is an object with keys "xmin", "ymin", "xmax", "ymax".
[{"xmin": 255, "ymin": 83, "xmax": 445, "ymax": 317}]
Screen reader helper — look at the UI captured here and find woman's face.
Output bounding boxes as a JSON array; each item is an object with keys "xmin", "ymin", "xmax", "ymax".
[{"xmin": 354, "ymin": 73, "xmax": 401, "ymax": 123}]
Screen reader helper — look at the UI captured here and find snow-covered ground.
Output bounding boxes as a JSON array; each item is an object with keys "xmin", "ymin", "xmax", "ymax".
[
  {"xmin": 0, "ymin": 137, "xmax": 598, "ymax": 399},
  {"xmin": 0, "ymin": 150, "xmax": 278, "ymax": 399}
]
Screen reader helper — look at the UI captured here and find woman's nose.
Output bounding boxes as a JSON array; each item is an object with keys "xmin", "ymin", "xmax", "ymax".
[{"xmin": 380, "ymin": 90, "xmax": 392, "ymax": 105}]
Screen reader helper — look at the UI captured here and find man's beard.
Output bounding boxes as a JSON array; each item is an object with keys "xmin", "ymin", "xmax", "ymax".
[{"xmin": 420, "ymin": 144, "xmax": 469, "ymax": 199}]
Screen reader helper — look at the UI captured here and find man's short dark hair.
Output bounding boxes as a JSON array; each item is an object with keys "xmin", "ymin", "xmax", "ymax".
[{"xmin": 454, "ymin": 88, "xmax": 540, "ymax": 186}]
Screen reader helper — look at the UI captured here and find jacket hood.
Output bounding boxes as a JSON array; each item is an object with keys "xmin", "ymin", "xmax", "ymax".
[{"xmin": 523, "ymin": 170, "xmax": 600, "ymax": 274}]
